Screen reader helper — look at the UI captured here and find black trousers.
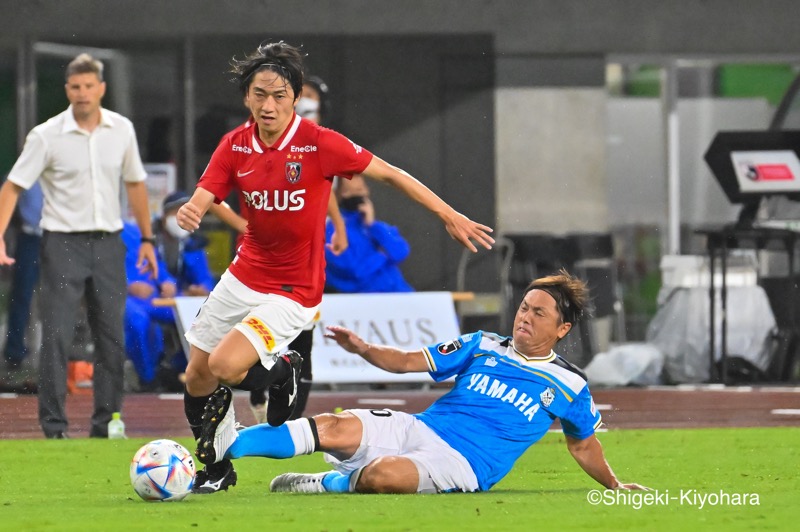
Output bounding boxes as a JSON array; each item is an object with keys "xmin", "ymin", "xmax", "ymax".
[{"xmin": 38, "ymin": 230, "xmax": 126, "ymax": 436}]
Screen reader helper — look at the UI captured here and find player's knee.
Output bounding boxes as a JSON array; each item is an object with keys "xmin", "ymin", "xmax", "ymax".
[
  {"xmin": 314, "ymin": 412, "xmax": 349, "ymax": 438},
  {"xmin": 313, "ymin": 412, "xmax": 364, "ymax": 451},
  {"xmin": 357, "ymin": 456, "xmax": 418, "ymax": 494},
  {"xmin": 207, "ymin": 354, "xmax": 240, "ymax": 385},
  {"xmin": 184, "ymin": 357, "xmax": 216, "ymax": 391}
]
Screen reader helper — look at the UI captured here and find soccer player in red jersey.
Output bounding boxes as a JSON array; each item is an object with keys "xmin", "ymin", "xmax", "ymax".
[
  {"xmin": 177, "ymin": 41, "xmax": 494, "ymax": 493},
  {"xmin": 209, "ymin": 77, "xmax": 347, "ymax": 426}
]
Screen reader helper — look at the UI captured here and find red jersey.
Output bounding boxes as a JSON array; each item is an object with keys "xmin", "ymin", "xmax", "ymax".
[{"xmin": 198, "ymin": 114, "xmax": 373, "ymax": 306}]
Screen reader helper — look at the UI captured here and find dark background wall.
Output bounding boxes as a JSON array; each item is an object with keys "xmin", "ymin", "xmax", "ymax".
[{"xmin": 3, "ymin": 1, "xmax": 800, "ymax": 54}]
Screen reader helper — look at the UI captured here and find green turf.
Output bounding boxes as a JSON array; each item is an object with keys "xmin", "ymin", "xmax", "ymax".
[{"xmin": 2, "ymin": 427, "xmax": 798, "ymax": 531}]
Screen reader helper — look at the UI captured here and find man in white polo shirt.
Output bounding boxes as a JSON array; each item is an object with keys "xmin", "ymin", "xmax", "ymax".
[{"xmin": 0, "ymin": 53, "xmax": 157, "ymax": 439}]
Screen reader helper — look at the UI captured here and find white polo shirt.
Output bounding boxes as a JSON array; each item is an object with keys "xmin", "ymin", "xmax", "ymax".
[{"xmin": 8, "ymin": 105, "xmax": 147, "ymax": 233}]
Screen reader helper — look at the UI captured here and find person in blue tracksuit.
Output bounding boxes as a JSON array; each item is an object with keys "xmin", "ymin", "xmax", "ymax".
[
  {"xmin": 3, "ymin": 181, "xmax": 43, "ymax": 370},
  {"xmin": 123, "ymin": 191, "xmax": 216, "ymax": 388},
  {"xmin": 324, "ymin": 175, "xmax": 412, "ymax": 293},
  {"xmin": 156, "ymin": 190, "xmax": 216, "ymax": 297},
  {"xmin": 122, "ymin": 221, "xmax": 176, "ymax": 388}
]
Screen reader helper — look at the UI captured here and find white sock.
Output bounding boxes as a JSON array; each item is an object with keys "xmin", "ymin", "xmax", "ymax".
[{"xmin": 286, "ymin": 418, "xmax": 316, "ymax": 455}]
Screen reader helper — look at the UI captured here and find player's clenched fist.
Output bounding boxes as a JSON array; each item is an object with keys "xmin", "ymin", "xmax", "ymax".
[{"xmin": 177, "ymin": 202, "xmax": 202, "ymax": 232}]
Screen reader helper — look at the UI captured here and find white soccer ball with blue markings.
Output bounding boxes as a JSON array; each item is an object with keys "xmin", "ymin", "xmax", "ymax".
[{"xmin": 130, "ymin": 439, "xmax": 196, "ymax": 501}]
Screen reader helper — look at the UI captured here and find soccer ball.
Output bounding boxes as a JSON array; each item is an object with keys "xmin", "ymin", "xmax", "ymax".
[{"xmin": 130, "ymin": 439, "xmax": 196, "ymax": 501}]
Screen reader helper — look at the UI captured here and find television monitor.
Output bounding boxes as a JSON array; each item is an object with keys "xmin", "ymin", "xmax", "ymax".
[{"xmin": 705, "ymin": 130, "xmax": 800, "ymax": 204}]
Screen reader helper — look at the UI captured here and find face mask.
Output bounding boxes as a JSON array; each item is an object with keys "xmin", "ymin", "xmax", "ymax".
[
  {"xmin": 339, "ymin": 196, "xmax": 366, "ymax": 212},
  {"xmin": 164, "ymin": 216, "xmax": 190, "ymax": 240},
  {"xmin": 295, "ymin": 97, "xmax": 320, "ymax": 120}
]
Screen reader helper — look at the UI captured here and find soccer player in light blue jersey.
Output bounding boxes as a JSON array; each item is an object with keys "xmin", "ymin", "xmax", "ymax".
[{"xmin": 195, "ymin": 269, "xmax": 648, "ymax": 493}]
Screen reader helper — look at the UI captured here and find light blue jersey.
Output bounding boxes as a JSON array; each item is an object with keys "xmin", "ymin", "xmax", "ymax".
[{"xmin": 414, "ymin": 331, "xmax": 602, "ymax": 491}]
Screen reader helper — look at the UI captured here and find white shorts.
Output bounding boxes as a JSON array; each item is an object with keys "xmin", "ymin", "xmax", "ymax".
[
  {"xmin": 184, "ymin": 270, "xmax": 320, "ymax": 368},
  {"xmin": 323, "ymin": 409, "xmax": 479, "ymax": 493}
]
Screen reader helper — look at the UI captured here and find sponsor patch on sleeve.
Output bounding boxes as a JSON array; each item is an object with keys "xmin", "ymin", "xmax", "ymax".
[{"xmin": 437, "ymin": 338, "xmax": 462, "ymax": 355}]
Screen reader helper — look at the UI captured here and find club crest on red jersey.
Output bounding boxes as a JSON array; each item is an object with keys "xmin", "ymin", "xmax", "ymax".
[{"xmin": 285, "ymin": 162, "xmax": 302, "ymax": 184}]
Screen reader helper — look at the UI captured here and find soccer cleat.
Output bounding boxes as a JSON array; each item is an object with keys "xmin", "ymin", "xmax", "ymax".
[
  {"xmin": 192, "ymin": 460, "xmax": 238, "ymax": 494},
  {"xmin": 269, "ymin": 472, "xmax": 329, "ymax": 493},
  {"xmin": 196, "ymin": 385, "xmax": 239, "ymax": 465},
  {"xmin": 267, "ymin": 351, "xmax": 303, "ymax": 426}
]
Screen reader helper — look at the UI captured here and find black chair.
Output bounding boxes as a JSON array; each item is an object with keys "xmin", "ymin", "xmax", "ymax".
[
  {"xmin": 562, "ymin": 232, "xmax": 626, "ymax": 366},
  {"xmin": 504, "ymin": 233, "xmax": 571, "ymax": 316},
  {"xmin": 455, "ymin": 236, "xmax": 514, "ymax": 333}
]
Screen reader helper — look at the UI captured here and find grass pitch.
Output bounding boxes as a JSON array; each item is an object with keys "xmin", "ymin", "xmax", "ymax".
[{"xmin": 2, "ymin": 427, "xmax": 797, "ymax": 531}]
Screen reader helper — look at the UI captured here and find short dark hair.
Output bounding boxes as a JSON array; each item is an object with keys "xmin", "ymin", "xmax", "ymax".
[
  {"xmin": 65, "ymin": 53, "xmax": 103, "ymax": 82},
  {"xmin": 229, "ymin": 41, "xmax": 305, "ymax": 98},
  {"xmin": 524, "ymin": 268, "xmax": 590, "ymax": 325}
]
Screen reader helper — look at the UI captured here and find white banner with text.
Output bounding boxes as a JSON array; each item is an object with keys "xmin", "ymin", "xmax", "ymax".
[{"xmin": 171, "ymin": 292, "xmax": 461, "ymax": 384}]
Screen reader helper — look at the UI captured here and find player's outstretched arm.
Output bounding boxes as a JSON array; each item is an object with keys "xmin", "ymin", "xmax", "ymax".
[
  {"xmin": 325, "ymin": 325, "xmax": 430, "ymax": 373},
  {"xmin": 360, "ymin": 156, "xmax": 494, "ymax": 253},
  {"xmin": 177, "ymin": 187, "xmax": 216, "ymax": 233},
  {"xmin": 565, "ymin": 434, "xmax": 650, "ymax": 490}
]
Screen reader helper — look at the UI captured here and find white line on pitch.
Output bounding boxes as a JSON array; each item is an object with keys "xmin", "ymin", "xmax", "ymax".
[
  {"xmin": 158, "ymin": 394, "xmax": 184, "ymax": 400},
  {"xmin": 771, "ymin": 409, "xmax": 800, "ymax": 415},
  {"xmin": 357, "ymin": 398, "xmax": 407, "ymax": 406},
  {"xmin": 595, "ymin": 404, "xmax": 613, "ymax": 411},
  {"xmin": 0, "ymin": 393, "xmax": 18, "ymax": 399}
]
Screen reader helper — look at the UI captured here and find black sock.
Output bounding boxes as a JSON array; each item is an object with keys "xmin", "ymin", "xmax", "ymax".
[
  {"xmin": 237, "ymin": 358, "xmax": 290, "ymax": 391},
  {"xmin": 307, "ymin": 417, "xmax": 320, "ymax": 452},
  {"xmin": 289, "ymin": 328, "xmax": 313, "ymax": 357},
  {"xmin": 184, "ymin": 388, "xmax": 212, "ymax": 441},
  {"xmin": 288, "ymin": 381, "xmax": 312, "ymax": 420},
  {"xmin": 249, "ymin": 387, "xmax": 267, "ymax": 406},
  {"xmin": 287, "ymin": 329, "xmax": 313, "ymax": 420}
]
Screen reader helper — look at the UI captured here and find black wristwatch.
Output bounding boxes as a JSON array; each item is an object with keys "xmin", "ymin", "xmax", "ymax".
[{"xmin": 140, "ymin": 236, "xmax": 156, "ymax": 245}]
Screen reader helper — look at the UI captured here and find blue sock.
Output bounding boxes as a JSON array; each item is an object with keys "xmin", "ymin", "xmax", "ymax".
[
  {"xmin": 226, "ymin": 424, "xmax": 295, "ymax": 459},
  {"xmin": 321, "ymin": 471, "xmax": 353, "ymax": 493}
]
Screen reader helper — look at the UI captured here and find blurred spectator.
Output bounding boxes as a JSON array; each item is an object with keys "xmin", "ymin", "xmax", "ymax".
[
  {"xmin": 0, "ymin": 53, "xmax": 156, "ymax": 439},
  {"xmin": 123, "ymin": 191, "xmax": 216, "ymax": 391},
  {"xmin": 325, "ymin": 175, "xmax": 413, "ymax": 293},
  {"xmin": 3, "ymin": 181, "xmax": 43, "ymax": 371},
  {"xmin": 156, "ymin": 190, "xmax": 216, "ymax": 296},
  {"xmin": 294, "ymin": 76, "xmax": 331, "ymax": 124},
  {"xmin": 122, "ymin": 221, "xmax": 176, "ymax": 390}
]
